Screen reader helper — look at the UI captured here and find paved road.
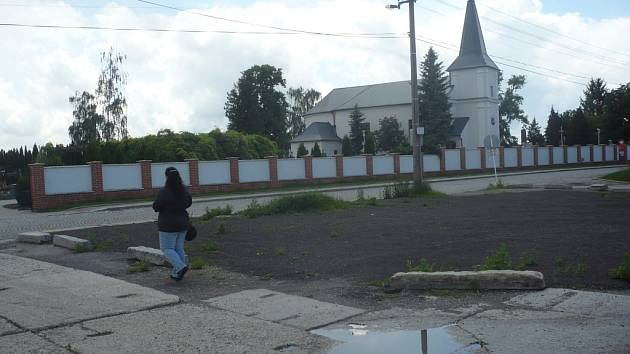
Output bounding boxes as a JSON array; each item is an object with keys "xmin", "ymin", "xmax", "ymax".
[{"xmin": 1, "ymin": 165, "xmax": 627, "ymax": 241}]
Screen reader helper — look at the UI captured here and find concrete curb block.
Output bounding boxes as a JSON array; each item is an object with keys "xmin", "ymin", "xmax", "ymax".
[
  {"xmin": 17, "ymin": 232, "xmax": 52, "ymax": 244},
  {"xmin": 127, "ymin": 246, "xmax": 169, "ymax": 266},
  {"xmin": 505, "ymin": 184, "xmax": 534, "ymax": 189},
  {"xmin": 53, "ymin": 234, "xmax": 92, "ymax": 251},
  {"xmin": 543, "ymin": 184, "xmax": 572, "ymax": 190},
  {"xmin": 588, "ymin": 183, "xmax": 609, "ymax": 191},
  {"xmin": 390, "ymin": 270, "xmax": 546, "ymax": 290},
  {"xmin": 0, "ymin": 238, "xmax": 17, "ymax": 250}
]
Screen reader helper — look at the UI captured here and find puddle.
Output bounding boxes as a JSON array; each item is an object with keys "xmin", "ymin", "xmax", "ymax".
[{"xmin": 312, "ymin": 324, "xmax": 481, "ymax": 354}]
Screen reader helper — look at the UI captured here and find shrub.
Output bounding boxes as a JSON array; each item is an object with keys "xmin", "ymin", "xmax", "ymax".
[
  {"xmin": 201, "ymin": 205, "xmax": 232, "ymax": 220},
  {"xmin": 475, "ymin": 243, "xmax": 512, "ymax": 271},
  {"xmin": 15, "ymin": 175, "xmax": 31, "ymax": 207},
  {"xmin": 611, "ymin": 253, "xmax": 630, "ymax": 281},
  {"xmin": 241, "ymin": 193, "xmax": 348, "ymax": 218},
  {"xmin": 383, "ymin": 181, "xmax": 441, "ymax": 199}
]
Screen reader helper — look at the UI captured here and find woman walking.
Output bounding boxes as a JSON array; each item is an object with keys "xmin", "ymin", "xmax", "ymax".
[{"xmin": 152, "ymin": 167, "xmax": 192, "ymax": 281}]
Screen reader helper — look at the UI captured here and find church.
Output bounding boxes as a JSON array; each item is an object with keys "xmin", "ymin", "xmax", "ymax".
[{"xmin": 290, "ymin": 0, "xmax": 500, "ymax": 156}]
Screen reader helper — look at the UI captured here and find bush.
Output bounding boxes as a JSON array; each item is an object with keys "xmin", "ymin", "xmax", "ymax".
[
  {"xmin": 201, "ymin": 205, "xmax": 233, "ymax": 220},
  {"xmin": 475, "ymin": 243, "xmax": 512, "ymax": 271},
  {"xmin": 383, "ymin": 181, "xmax": 441, "ymax": 199},
  {"xmin": 611, "ymin": 253, "xmax": 630, "ymax": 281},
  {"xmin": 241, "ymin": 193, "xmax": 348, "ymax": 218},
  {"xmin": 15, "ymin": 175, "xmax": 31, "ymax": 207}
]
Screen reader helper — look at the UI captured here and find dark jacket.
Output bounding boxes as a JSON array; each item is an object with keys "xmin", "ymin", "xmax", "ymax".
[{"xmin": 152, "ymin": 187, "xmax": 192, "ymax": 232}]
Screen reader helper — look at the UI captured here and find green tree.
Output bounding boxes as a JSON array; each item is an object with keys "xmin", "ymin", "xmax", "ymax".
[
  {"xmin": 310, "ymin": 142, "xmax": 322, "ymax": 157},
  {"xmin": 342, "ymin": 135, "xmax": 353, "ymax": 156},
  {"xmin": 545, "ymin": 107, "xmax": 562, "ymax": 146},
  {"xmin": 68, "ymin": 91, "xmax": 104, "ymax": 145},
  {"xmin": 364, "ymin": 131, "xmax": 376, "ymax": 155},
  {"xmin": 225, "ymin": 64, "xmax": 289, "ymax": 146},
  {"xmin": 499, "ymin": 74, "xmax": 528, "ymax": 146},
  {"xmin": 526, "ymin": 118, "xmax": 545, "ymax": 146},
  {"xmin": 297, "ymin": 143, "xmax": 308, "ymax": 157},
  {"xmin": 375, "ymin": 116, "xmax": 405, "ymax": 152},
  {"xmin": 602, "ymin": 83, "xmax": 630, "ymax": 142},
  {"xmin": 419, "ymin": 47, "xmax": 451, "ymax": 153},
  {"xmin": 581, "ymin": 78, "xmax": 607, "ymax": 118},
  {"xmin": 348, "ymin": 104, "xmax": 365, "ymax": 154},
  {"xmin": 95, "ymin": 47, "xmax": 128, "ymax": 141},
  {"xmin": 287, "ymin": 87, "xmax": 321, "ymax": 138},
  {"xmin": 566, "ymin": 108, "xmax": 591, "ymax": 145}
]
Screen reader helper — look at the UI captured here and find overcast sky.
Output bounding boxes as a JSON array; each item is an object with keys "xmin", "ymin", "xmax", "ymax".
[{"xmin": 1, "ymin": 0, "xmax": 629, "ymax": 150}]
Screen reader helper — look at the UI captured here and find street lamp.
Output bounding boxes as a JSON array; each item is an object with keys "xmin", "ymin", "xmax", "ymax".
[{"xmin": 387, "ymin": 0, "xmax": 423, "ymax": 185}]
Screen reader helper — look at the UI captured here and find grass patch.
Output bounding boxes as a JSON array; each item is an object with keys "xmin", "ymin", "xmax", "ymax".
[
  {"xmin": 202, "ymin": 239, "xmax": 219, "ymax": 253},
  {"xmin": 610, "ymin": 253, "xmax": 630, "ymax": 281},
  {"xmin": 475, "ymin": 242, "xmax": 512, "ymax": 271},
  {"xmin": 74, "ymin": 243, "xmax": 92, "ymax": 253},
  {"xmin": 382, "ymin": 181, "xmax": 443, "ymax": 199},
  {"xmin": 514, "ymin": 251, "xmax": 538, "ymax": 271},
  {"xmin": 217, "ymin": 222, "xmax": 227, "ymax": 235},
  {"xmin": 190, "ymin": 256, "xmax": 207, "ymax": 270},
  {"xmin": 486, "ymin": 179, "xmax": 505, "ymax": 190},
  {"xmin": 602, "ymin": 168, "xmax": 630, "ymax": 182},
  {"xmin": 128, "ymin": 261, "xmax": 150, "ymax": 273},
  {"xmin": 201, "ymin": 205, "xmax": 233, "ymax": 220},
  {"xmin": 88, "ymin": 235, "xmax": 113, "ymax": 252},
  {"xmin": 241, "ymin": 193, "xmax": 350, "ymax": 218},
  {"xmin": 406, "ymin": 258, "xmax": 435, "ymax": 272}
]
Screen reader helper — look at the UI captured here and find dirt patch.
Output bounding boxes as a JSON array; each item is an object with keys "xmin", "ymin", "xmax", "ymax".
[{"xmin": 63, "ymin": 190, "xmax": 630, "ymax": 290}]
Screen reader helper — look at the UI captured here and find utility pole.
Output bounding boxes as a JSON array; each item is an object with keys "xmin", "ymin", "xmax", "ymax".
[{"xmin": 387, "ymin": 0, "xmax": 423, "ymax": 185}]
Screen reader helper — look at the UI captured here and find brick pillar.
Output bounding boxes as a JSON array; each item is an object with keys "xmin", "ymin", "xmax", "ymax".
[
  {"xmin": 588, "ymin": 144, "xmax": 594, "ymax": 162},
  {"xmin": 88, "ymin": 161, "xmax": 104, "ymax": 196},
  {"xmin": 533, "ymin": 147, "xmax": 539, "ymax": 166},
  {"xmin": 186, "ymin": 159, "xmax": 199, "ymax": 193},
  {"xmin": 547, "ymin": 145, "xmax": 554, "ymax": 165},
  {"xmin": 576, "ymin": 145, "xmax": 582, "ymax": 162},
  {"xmin": 29, "ymin": 163, "xmax": 45, "ymax": 211},
  {"xmin": 601, "ymin": 144, "xmax": 606, "ymax": 161},
  {"xmin": 516, "ymin": 146, "xmax": 523, "ymax": 168},
  {"xmin": 228, "ymin": 157, "xmax": 239, "ymax": 184},
  {"xmin": 439, "ymin": 148, "xmax": 446, "ymax": 173},
  {"xmin": 363, "ymin": 154, "xmax": 373, "ymax": 176},
  {"xmin": 479, "ymin": 147, "xmax": 486, "ymax": 169},
  {"xmin": 267, "ymin": 156, "xmax": 279, "ymax": 186},
  {"xmin": 304, "ymin": 155, "xmax": 313, "ymax": 179},
  {"xmin": 138, "ymin": 160, "xmax": 152, "ymax": 190},
  {"xmin": 392, "ymin": 153, "xmax": 401, "ymax": 175},
  {"xmin": 613, "ymin": 145, "xmax": 618, "ymax": 161},
  {"xmin": 459, "ymin": 147, "xmax": 466, "ymax": 170},
  {"xmin": 499, "ymin": 147, "xmax": 505, "ymax": 168},
  {"xmin": 335, "ymin": 155, "xmax": 344, "ymax": 179},
  {"xmin": 563, "ymin": 145, "xmax": 568, "ymax": 164}
]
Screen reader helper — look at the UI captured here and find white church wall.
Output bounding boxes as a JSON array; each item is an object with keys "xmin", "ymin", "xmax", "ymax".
[
  {"xmin": 504, "ymin": 148, "xmax": 518, "ymax": 168},
  {"xmin": 444, "ymin": 150, "xmax": 461, "ymax": 171},
  {"xmin": 465, "ymin": 149, "xmax": 481, "ymax": 169},
  {"xmin": 522, "ymin": 148, "xmax": 534, "ymax": 166}
]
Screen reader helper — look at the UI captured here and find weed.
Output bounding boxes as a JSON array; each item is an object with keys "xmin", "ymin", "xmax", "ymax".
[
  {"xmin": 74, "ymin": 243, "xmax": 92, "ymax": 253},
  {"xmin": 184, "ymin": 244, "xmax": 195, "ymax": 253},
  {"xmin": 120, "ymin": 232, "xmax": 129, "ymax": 243},
  {"xmin": 486, "ymin": 180, "xmax": 505, "ymax": 190},
  {"xmin": 610, "ymin": 253, "xmax": 630, "ymax": 281},
  {"xmin": 406, "ymin": 258, "xmax": 435, "ymax": 272},
  {"xmin": 275, "ymin": 247, "xmax": 285, "ymax": 256},
  {"xmin": 217, "ymin": 222, "xmax": 227, "ymax": 235},
  {"xmin": 261, "ymin": 272, "xmax": 273, "ymax": 280},
  {"xmin": 365, "ymin": 278, "xmax": 390, "ymax": 287},
  {"xmin": 515, "ymin": 251, "xmax": 538, "ymax": 270},
  {"xmin": 555, "ymin": 256, "xmax": 571, "ymax": 273},
  {"xmin": 241, "ymin": 193, "xmax": 348, "ymax": 218},
  {"xmin": 475, "ymin": 243, "xmax": 512, "ymax": 271},
  {"xmin": 573, "ymin": 262, "xmax": 587, "ymax": 276},
  {"xmin": 201, "ymin": 205, "xmax": 233, "ymax": 220},
  {"xmin": 356, "ymin": 189, "xmax": 365, "ymax": 201},
  {"xmin": 190, "ymin": 256, "xmax": 207, "ymax": 270},
  {"xmin": 383, "ymin": 181, "xmax": 443, "ymax": 199},
  {"xmin": 88, "ymin": 236, "xmax": 113, "ymax": 252},
  {"xmin": 128, "ymin": 261, "xmax": 150, "ymax": 273},
  {"xmin": 330, "ymin": 230, "xmax": 340, "ymax": 238},
  {"xmin": 202, "ymin": 240, "xmax": 219, "ymax": 253}
]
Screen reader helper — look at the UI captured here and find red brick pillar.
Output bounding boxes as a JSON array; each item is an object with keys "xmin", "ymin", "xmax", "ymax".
[
  {"xmin": 186, "ymin": 159, "xmax": 199, "ymax": 193},
  {"xmin": 479, "ymin": 148, "xmax": 486, "ymax": 169},
  {"xmin": 613, "ymin": 145, "xmax": 618, "ymax": 161},
  {"xmin": 562, "ymin": 145, "xmax": 568, "ymax": 164},
  {"xmin": 228, "ymin": 157, "xmax": 239, "ymax": 184},
  {"xmin": 29, "ymin": 163, "xmax": 45, "ymax": 211},
  {"xmin": 547, "ymin": 145, "xmax": 554, "ymax": 165},
  {"xmin": 533, "ymin": 147, "xmax": 539, "ymax": 166},
  {"xmin": 304, "ymin": 155, "xmax": 313, "ymax": 179},
  {"xmin": 439, "ymin": 148, "xmax": 446, "ymax": 173},
  {"xmin": 576, "ymin": 145, "xmax": 582, "ymax": 162},
  {"xmin": 267, "ymin": 156, "xmax": 279, "ymax": 186},
  {"xmin": 335, "ymin": 155, "xmax": 344, "ymax": 179},
  {"xmin": 392, "ymin": 153, "xmax": 401, "ymax": 175},
  {"xmin": 138, "ymin": 160, "xmax": 152, "ymax": 190},
  {"xmin": 363, "ymin": 154, "xmax": 373, "ymax": 176},
  {"xmin": 88, "ymin": 161, "xmax": 104, "ymax": 196},
  {"xmin": 588, "ymin": 144, "xmax": 594, "ymax": 162},
  {"xmin": 460, "ymin": 147, "xmax": 466, "ymax": 170},
  {"xmin": 499, "ymin": 147, "xmax": 505, "ymax": 168},
  {"xmin": 601, "ymin": 144, "xmax": 607, "ymax": 161},
  {"xmin": 516, "ymin": 146, "xmax": 523, "ymax": 168}
]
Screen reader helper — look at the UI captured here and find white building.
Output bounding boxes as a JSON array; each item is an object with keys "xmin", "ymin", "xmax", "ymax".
[{"xmin": 296, "ymin": 0, "xmax": 500, "ymax": 150}]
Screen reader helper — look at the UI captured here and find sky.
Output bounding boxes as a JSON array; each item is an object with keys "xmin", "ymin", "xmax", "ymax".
[{"xmin": 1, "ymin": 0, "xmax": 629, "ymax": 150}]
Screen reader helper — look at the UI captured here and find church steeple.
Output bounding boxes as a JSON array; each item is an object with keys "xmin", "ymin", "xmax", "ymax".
[{"xmin": 447, "ymin": 0, "xmax": 498, "ymax": 71}]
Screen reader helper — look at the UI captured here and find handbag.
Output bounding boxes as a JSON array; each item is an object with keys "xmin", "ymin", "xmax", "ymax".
[{"xmin": 185, "ymin": 224, "xmax": 197, "ymax": 241}]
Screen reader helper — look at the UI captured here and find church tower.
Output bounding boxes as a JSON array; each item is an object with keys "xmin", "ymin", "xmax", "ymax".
[{"xmin": 447, "ymin": 0, "xmax": 500, "ymax": 148}]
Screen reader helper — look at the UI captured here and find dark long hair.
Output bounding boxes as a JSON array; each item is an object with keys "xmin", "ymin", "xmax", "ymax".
[{"xmin": 164, "ymin": 167, "xmax": 185, "ymax": 195}]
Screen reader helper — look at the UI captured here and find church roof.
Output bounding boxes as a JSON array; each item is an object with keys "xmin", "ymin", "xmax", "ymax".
[
  {"xmin": 290, "ymin": 122, "xmax": 341, "ymax": 143},
  {"xmin": 304, "ymin": 81, "xmax": 411, "ymax": 116},
  {"xmin": 447, "ymin": 0, "xmax": 498, "ymax": 72}
]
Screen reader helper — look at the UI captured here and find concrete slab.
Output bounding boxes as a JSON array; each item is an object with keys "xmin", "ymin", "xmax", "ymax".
[
  {"xmin": 459, "ymin": 308, "xmax": 630, "ymax": 354},
  {"xmin": 203, "ymin": 289, "xmax": 365, "ymax": 330},
  {"xmin": 53, "ymin": 234, "xmax": 92, "ymax": 251},
  {"xmin": 127, "ymin": 246, "xmax": 168, "ymax": 266},
  {"xmin": 507, "ymin": 288, "xmax": 578, "ymax": 309},
  {"xmin": 0, "ymin": 332, "xmax": 71, "ymax": 354},
  {"xmin": 0, "ymin": 318, "xmax": 21, "ymax": 336},
  {"xmin": 17, "ymin": 231, "xmax": 51, "ymax": 244},
  {"xmin": 0, "ymin": 253, "xmax": 70, "ymax": 281},
  {"xmin": 321, "ymin": 306, "xmax": 463, "ymax": 331},
  {"xmin": 390, "ymin": 270, "xmax": 545, "ymax": 290},
  {"xmin": 41, "ymin": 304, "xmax": 331, "ymax": 354},
  {"xmin": 0, "ymin": 255, "xmax": 179, "ymax": 330},
  {"xmin": 0, "ymin": 239, "xmax": 16, "ymax": 250}
]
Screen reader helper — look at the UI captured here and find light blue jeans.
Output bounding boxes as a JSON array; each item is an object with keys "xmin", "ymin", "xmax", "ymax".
[{"xmin": 159, "ymin": 231, "xmax": 187, "ymax": 277}]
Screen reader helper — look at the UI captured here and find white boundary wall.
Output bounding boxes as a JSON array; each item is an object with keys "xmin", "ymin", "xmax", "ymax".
[
  {"xmin": 504, "ymin": 148, "xmax": 518, "ymax": 168},
  {"xmin": 486, "ymin": 149, "xmax": 500, "ymax": 169},
  {"xmin": 343, "ymin": 156, "xmax": 367, "ymax": 177},
  {"xmin": 553, "ymin": 147, "xmax": 565, "ymax": 164},
  {"xmin": 593, "ymin": 146, "xmax": 603, "ymax": 162},
  {"xmin": 444, "ymin": 150, "xmax": 460, "ymax": 171},
  {"xmin": 567, "ymin": 147, "xmax": 578, "ymax": 163},
  {"xmin": 522, "ymin": 148, "xmax": 534, "ymax": 166},
  {"xmin": 466, "ymin": 149, "xmax": 481, "ymax": 169},
  {"xmin": 103, "ymin": 164, "xmax": 142, "ymax": 191},
  {"xmin": 400, "ymin": 155, "xmax": 413, "ymax": 173},
  {"xmin": 373, "ymin": 155, "xmax": 394, "ymax": 175},
  {"xmin": 239, "ymin": 160, "xmax": 270, "ymax": 183},
  {"xmin": 278, "ymin": 159, "xmax": 306, "ymax": 181},
  {"xmin": 45, "ymin": 166, "xmax": 92, "ymax": 195},
  {"xmin": 580, "ymin": 146, "xmax": 591, "ymax": 162},
  {"xmin": 424, "ymin": 155, "xmax": 440, "ymax": 172},
  {"xmin": 199, "ymin": 161, "xmax": 231, "ymax": 185},
  {"xmin": 537, "ymin": 148, "xmax": 549, "ymax": 165},
  {"xmin": 312, "ymin": 157, "xmax": 336, "ymax": 179},
  {"xmin": 605, "ymin": 146, "xmax": 614, "ymax": 161},
  {"xmin": 152, "ymin": 162, "xmax": 190, "ymax": 188}
]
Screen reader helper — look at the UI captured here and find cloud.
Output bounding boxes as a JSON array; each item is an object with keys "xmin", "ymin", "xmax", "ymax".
[{"xmin": 0, "ymin": 0, "xmax": 629, "ymax": 150}]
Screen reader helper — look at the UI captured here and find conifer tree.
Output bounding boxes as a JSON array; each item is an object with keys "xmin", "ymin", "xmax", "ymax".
[
  {"xmin": 342, "ymin": 135, "xmax": 353, "ymax": 156},
  {"xmin": 310, "ymin": 142, "xmax": 322, "ymax": 157},
  {"xmin": 297, "ymin": 143, "xmax": 308, "ymax": 157},
  {"xmin": 418, "ymin": 47, "xmax": 451, "ymax": 153},
  {"xmin": 348, "ymin": 104, "xmax": 365, "ymax": 154},
  {"xmin": 544, "ymin": 107, "xmax": 562, "ymax": 146},
  {"xmin": 364, "ymin": 131, "xmax": 376, "ymax": 155},
  {"xmin": 526, "ymin": 118, "xmax": 545, "ymax": 146}
]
